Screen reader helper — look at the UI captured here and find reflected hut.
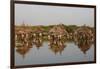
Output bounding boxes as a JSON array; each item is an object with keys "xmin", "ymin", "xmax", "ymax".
[
  {"xmin": 48, "ymin": 24, "xmax": 67, "ymax": 55},
  {"xmin": 32, "ymin": 26, "xmax": 44, "ymax": 49},
  {"xmin": 49, "ymin": 41, "xmax": 66, "ymax": 55},
  {"xmin": 16, "ymin": 45, "xmax": 31, "ymax": 59},
  {"xmin": 33, "ymin": 38, "xmax": 43, "ymax": 49},
  {"xmin": 74, "ymin": 26, "xmax": 94, "ymax": 54},
  {"xmin": 76, "ymin": 40, "xmax": 92, "ymax": 54}
]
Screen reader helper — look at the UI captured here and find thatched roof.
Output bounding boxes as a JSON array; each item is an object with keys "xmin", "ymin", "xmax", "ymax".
[
  {"xmin": 49, "ymin": 24, "xmax": 68, "ymax": 36},
  {"xmin": 15, "ymin": 27, "xmax": 33, "ymax": 35},
  {"xmin": 32, "ymin": 26, "xmax": 44, "ymax": 33},
  {"xmin": 74, "ymin": 26, "xmax": 92, "ymax": 36}
]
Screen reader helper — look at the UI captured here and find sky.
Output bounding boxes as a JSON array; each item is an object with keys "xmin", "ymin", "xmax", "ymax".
[{"xmin": 15, "ymin": 4, "xmax": 94, "ymax": 27}]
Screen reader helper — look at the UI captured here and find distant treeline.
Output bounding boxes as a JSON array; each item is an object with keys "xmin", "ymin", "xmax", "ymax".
[{"xmin": 15, "ymin": 24, "xmax": 94, "ymax": 33}]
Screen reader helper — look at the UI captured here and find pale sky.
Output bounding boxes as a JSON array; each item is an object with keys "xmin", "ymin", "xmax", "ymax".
[{"xmin": 15, "ymin": 4, "xmax": 94, "ymax": 27}]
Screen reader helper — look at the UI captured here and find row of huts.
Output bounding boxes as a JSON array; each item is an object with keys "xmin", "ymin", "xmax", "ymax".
[
  {"xmin": 15, "ymin": 24, "xmax": 94, "ymax": 56},
  {"xmin": 15, "ymin": 24, "xmax": 94, "ymax": 43}
]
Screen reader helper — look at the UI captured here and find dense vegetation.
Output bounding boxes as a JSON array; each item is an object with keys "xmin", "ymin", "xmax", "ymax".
[{"xmin": 38, "ymin": 25, "xmax": 92, "ymax": 33}]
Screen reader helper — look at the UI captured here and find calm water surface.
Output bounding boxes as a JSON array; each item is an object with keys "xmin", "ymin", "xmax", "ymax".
[{"xmin": 15, "ymin": 40, "xmax": 94, "ymax": 66}]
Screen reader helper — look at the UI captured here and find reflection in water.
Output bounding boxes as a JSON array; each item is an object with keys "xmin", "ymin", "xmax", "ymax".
[
  {"xmin": 75, "ymin": 39, "xmax": 93, "ymax": 54},
  {"xmin": 15, "ymin": 33, "xmax": 94, "ymax": 57},
  {"xmin": 15, "ymin": 25, "xmax": 95, "ymax": 66},
  {"xmin": 15, "ymin": 32, "xmax": 44, "ymax": 58},
  {"xmin": 49, "ymin": 40, "xmax": 66, "ymax": 55},
  {"xmin": 33, "ymin": 37, "xmax": 43, "ymax": 49},
  {"xmin": 73, "ymin": 26, "xmax": 94, "ymax": 54},
  {"xmin": 16, "ymin": 46, "xmax": 30, "ymax": 59},
  {"xmin": 16, "ymin": 40, "xmax": 33, "ymax": 58},
  {"xmin": 15, "ymin": 30, "xmax": 94, "ymax": 65}
]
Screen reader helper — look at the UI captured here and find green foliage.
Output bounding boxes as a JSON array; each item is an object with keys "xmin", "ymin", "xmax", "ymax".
[
  {"xmin": 15, "ymin": 24, "xmax": 94, "ymax": 33},
  {"xmin": 64, "ymin": 25, "xmax": 79, "ymax": 33}
]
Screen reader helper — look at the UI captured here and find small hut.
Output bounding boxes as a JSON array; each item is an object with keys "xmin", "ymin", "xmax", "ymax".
[
  {"xmin": 15, "ymin": 26, "xmax": 33, "ymax": 41},
  {"xmin": 74, "ymin": 26, "xmax": 93, "ymax": 41},
  {"xmin": 48, "ymin": 24, "xmax": 69, "ymax": 40}
]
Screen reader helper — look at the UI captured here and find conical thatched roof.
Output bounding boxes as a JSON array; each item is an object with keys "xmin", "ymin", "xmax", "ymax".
[
  {"xmin": 74, "ymin": 26, "xmax": 92, "ymax": 35},
  {"xmin": 32, "ymin": 26, "xmax": 44, "ymax": 33},
  {"xmin": 49, "ymin": 24, "xmax": 68, "ymax": 36},
  {"xmin": 15, "ymin": 27, "xmax": 33, "ymax": 35}
]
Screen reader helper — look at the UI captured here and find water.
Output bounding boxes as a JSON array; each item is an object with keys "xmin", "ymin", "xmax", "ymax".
[{"xmin": 15, "ymin": 40, "xmax": 94, "ymax": 66}]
